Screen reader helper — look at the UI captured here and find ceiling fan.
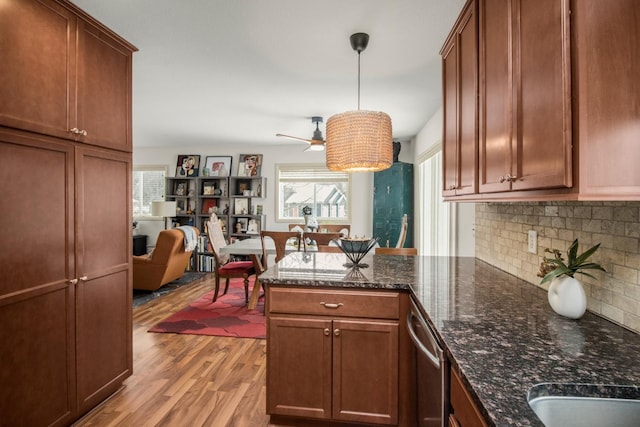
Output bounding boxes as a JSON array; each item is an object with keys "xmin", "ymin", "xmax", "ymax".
[{"xmin": 276, "ymin": 116, "xmax": 325, "ymax": 151}]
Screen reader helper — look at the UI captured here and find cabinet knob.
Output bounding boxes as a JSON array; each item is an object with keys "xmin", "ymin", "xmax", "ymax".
[
  {"xmin": 324, "ymin": 328, "xmax": 330, "ymax": 336},
  {"xmin": 449, "ymin": 185, "xmax": 457, "ymax": 190},
  {"xmin": 320, "ymin": 302, "xmax": 344, "ymax": 309},
  {"xmin": 386, "ymin": 186, "xmax": 391, "ymax": 194},
  {"xmin": 500, "ymin": 174, "xmax": 517, "ymax": 183},
  {"xmin": 79, "ymin": 276, "xmax": 88, "ymax": 281},
  {"xmin": 333, "ymin": 329, "xmax": 340, "ymax": 337},
  {"xmin": 69, "ymin": 278, "xmax": 78, "ymax": 285},
  {"xmin": 70, "ymin": 127, "xmax": 88, "ymax": 136}
]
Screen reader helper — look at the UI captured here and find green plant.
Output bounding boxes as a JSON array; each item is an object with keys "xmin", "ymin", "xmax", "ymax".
[{"xmin": 539, "ymin": 238, "xmax": 606, "ymax": 284}]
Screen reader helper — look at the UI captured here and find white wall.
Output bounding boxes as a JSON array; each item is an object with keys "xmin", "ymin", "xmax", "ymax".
[
  {"xmin": 134, "ymin": 143, "xmax": 376, "ymax": 245},
  {"xmin": 413, "ymin": 107, "xmax": 475, "ymax": 257}
]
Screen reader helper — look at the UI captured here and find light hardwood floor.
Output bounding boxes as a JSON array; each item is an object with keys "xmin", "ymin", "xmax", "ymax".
[{"xmin": 75, "ymin": 275, "xmax": 282, "ymax": 427}]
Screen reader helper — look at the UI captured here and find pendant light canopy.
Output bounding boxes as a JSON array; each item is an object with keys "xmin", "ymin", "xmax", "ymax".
[{"xmin": 326, "ymin": 33, "xmax": 393, "ymax": 172}]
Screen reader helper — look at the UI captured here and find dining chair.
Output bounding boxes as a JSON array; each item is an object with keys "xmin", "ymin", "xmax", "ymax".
[
  {"xmin": 302, "ymin": 232, "xmax": 341, "ymax": 252},
  {"xmin": 319, "ymin": 224, "xmax": 351, "ymax": 238},
  {"xmin": 395, "ymin": 214, "xmax": 409, "ymax": 248},
  {"xmin": 259, "ymin": 231, "xmax": 302, "ymax": 265},
  {"xmin": 206, "ymin": 218, "xmax": 256, "ymax": 303},
  {"xmin": 317, "ymin": 245, "xmax": 343, "ymax": 253},
  {"xmin": 375, "ymin": 247, "xmax": 418, "ymax": 256}
]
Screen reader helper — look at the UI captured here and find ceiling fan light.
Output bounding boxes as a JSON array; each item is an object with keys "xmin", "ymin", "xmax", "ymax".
[
  {"xmin": 305, "ymin": 141, "xmax": 325, "ymax": 152},
  {"xmin": 325, "ymin": 110, "xmax": 393, "ymax": 172}
]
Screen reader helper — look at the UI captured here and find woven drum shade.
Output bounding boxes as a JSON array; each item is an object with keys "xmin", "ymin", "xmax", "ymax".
[{"xmin": 325, "ymin": 110, "xmax": 393, "ymax": 172}]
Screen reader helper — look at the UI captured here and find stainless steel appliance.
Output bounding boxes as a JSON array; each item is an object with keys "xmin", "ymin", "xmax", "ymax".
[{"xmin": 407, "ymin": 298, "xmax": 449, "ymax": 427}]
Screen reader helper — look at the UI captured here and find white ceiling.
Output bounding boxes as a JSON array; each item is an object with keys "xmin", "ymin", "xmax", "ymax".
[{"xmin": 72, "ymin": 0, "xmax": 465, "ymax": 149}]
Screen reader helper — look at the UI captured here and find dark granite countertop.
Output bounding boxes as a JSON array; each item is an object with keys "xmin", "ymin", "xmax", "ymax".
[{"xmin": 260, "ymin": 253, "xmax": 640, "ymax": 426}]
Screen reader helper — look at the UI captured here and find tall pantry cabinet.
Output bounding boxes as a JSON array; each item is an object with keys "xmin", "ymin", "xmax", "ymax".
[{"xmin": 0, "ymin": 0, "xmax": 136, "ymax": 425}]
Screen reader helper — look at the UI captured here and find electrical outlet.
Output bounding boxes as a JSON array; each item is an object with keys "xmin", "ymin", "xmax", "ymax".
[{"xmin": 528, "ymin": 230, "xmax": 538, "ymax": 254}]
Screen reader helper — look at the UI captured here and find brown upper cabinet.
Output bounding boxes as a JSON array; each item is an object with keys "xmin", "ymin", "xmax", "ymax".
[
  {"xmin": 0, "ymin": 0, "xmax": 136, "ymax": 152},
  {"xmin": 574, "ymin": 0, "xmax": 640, "ymax": 200},
  {"xmin": 442, "ymin": 0, "xmax": 478, "ymax": 197},
  {"xmin": 479, "ymin": 0, "xmax": 572, "ymax": 194},
  {"xmin": 443, "ymin": 0, "xmax": 640, "ymax": 201}
]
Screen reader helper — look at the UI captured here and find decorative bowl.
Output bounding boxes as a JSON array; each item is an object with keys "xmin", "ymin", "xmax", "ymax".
[{"xmin": 334, "ymin": 237, "xmax": 378, "ymax": 267}]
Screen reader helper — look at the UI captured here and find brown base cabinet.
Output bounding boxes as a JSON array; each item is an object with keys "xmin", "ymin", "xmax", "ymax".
[
  {"xmin": 266, "ymin": 287, "xmax": 412, "ymax": 426},
  {"xmin": 449, "ymin": 369, "xmax": 487, "ymax": 427}
]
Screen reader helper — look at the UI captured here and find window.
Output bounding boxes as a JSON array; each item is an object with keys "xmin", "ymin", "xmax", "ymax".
[
  {"xmin": 276, "ymin": 164, "xmax": 351, "ymax": 222},
  {"xmin": 417, "ymin": 147, "xmax": 455, "ymax": 256},
  {"xmin": 133, "ymin": 165, "xmax": 167, "ymax": 218}
]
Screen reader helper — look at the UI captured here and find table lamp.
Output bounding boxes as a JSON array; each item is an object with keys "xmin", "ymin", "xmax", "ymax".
[{"xmin": 151, "ymin": 200, "xmax": 177, "ymax": 229}]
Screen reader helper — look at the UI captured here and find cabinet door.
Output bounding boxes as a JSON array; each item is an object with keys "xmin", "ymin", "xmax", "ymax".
[
  {"xmin": 443, "ymin": 0, "xmax": 478, "ymax": 198},
  {"xmin": 480, "ymin": 0, "xmax": 571, "ymax": 193},
  {"xmin": 333, "ymin": 319, "xmax": 399, "ymax": 425},
  {"xmin": 267, "ymin": 316, "xmax": 333, "ymax": 419},
  {"xmin": 576, "ymin": 0, "xmax": 640, "ymax": 199},
  {"xmin": 75, "ymin": 147, "xmax": 132, "ymax": 412},
  {"xmin": 0, "ymin": 130, "xmax": 76, "ymax": 426},
  {"xmin": 76, "ymin": 20, "xmax": 133, "ymax": 152},
  {"xmin": 512, "ymin": 0, "xmax": 571, "ymax": 191},
  {"xmin": 0, "ymin": 0, "xmax": 77, "ymax": 140},
  {"xmin": 479, "ymin": 0, "xmax": 513, "ymax": 193},
  {"xmin": 450, "ymin": 369, "xmax": 488, "ymax": 427}
]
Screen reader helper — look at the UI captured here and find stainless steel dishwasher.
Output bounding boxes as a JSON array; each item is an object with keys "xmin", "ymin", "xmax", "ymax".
[{"xmin": 407, "ymin": 298, "xmax": 449, "ymax": 427}]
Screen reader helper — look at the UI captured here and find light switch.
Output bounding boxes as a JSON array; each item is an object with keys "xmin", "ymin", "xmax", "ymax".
[{"xmin": 528, "ymin": 230, "xmax": 537, "ymax": 254}]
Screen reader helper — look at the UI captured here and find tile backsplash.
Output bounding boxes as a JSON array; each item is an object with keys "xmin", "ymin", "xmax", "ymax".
[{"xmin": 475, "ymin": 201, "xmax": 640, "ymax": 333}]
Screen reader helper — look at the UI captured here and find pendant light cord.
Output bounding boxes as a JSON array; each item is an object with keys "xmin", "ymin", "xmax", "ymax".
[{"xmin": 357, "ymin": 51, "xmax": 361, "ymax": 110}]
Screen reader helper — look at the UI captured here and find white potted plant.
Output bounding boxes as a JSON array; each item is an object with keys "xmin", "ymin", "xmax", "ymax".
[{"xmin": 538, "ymin": 238, "xmax": 606, "ymax": 319}]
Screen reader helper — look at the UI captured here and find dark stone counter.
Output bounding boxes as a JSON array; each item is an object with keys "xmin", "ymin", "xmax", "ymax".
[{"xmin": 259, "ymin": 252, "xmax": 640, "ymax": 426}]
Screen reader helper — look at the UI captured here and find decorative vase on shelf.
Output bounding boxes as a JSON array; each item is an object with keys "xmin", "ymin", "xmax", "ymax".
[{"xmin": 547, "ymin": 276, "xmax": 587, "ymax": 319}]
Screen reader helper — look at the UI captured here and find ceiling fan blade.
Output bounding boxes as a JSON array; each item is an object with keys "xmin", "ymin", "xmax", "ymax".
[{"xmin": 276, "ymin": 133, "xmax": 313, "ymax": 144}]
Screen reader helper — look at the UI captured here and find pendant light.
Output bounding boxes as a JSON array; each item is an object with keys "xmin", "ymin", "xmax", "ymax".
[{"xmin": 325, "ymin": 33, "xmax": 393, "ymax": 172}]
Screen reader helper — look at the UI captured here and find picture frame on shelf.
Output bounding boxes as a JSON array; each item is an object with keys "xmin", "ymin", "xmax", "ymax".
[
  {"xmin": 174, "ymin": 182, "xmax": 187, "ymax": 196},
  {"xmin": 235, "ymin": 218, "xmax": 248, "ymax": 233},
  {"xmin": 237, "ymin": 180, "xmax": 249, "ymax": 195},
  {"xmin": 201, "ymin": 199, "xmax": 217, "ymax": 214},
  {"xmin": 203, "ymin": 156, "xmax": 232, "ymax": 177},
  {"xmin": 238, "ymin": 154, "xmax": 262, "ymax": 176},
  {"xmin": 202, "ymin": 182, "xmax": 216, "ymax": 195},
  {"xmin": 176, "ymin": 199, "xmax": 186, "ymax": 213},
  {"xmin": 176, "ymin": 154, "xmax": 200, "ymax": 177},
  {"xmin": 246, "ymin": 219, "xmax": 260, "ymax": 235},
  {"xmin": 234, "ymin": 198, "xmax": 249, "ymax": 215},
  {"xmin": 237, "ymin": 162, "xmax": 246, "ymax": 176}
]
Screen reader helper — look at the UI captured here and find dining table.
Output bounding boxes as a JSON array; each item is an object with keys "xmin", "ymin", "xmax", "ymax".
[{"xmin": 219, "ymin": 237, "xmax": 310, "ymax": 309}]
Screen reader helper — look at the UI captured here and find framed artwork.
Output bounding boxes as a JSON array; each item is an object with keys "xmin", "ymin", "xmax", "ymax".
[
  {"xmin": 234, "ymin": 198, "xmax": 248, "ymax": 215},
  {"xmin": 201, "ymin": 199, "xmax": 217, "ymax": 214},
  {"xmin": 176, "ymin": 155, "xmax": 200, "ymax": 177},
  {"xmin": 174, "ymin": 182, "xmax": 187, "ymax": 196},
  {"xmin": 202, "ymin": 182, "xmax": 216, "ymax": 195},
  {"xmin": 203, "ymin": 156, "xmax": 232, "ymax": 177},
  {"xmin": 238, "ymin": 154, "xmax": 262, "ymax": 177},
  {"xmin": 235, "ymin": 218, "xmax": 248, "ymax": 233}
]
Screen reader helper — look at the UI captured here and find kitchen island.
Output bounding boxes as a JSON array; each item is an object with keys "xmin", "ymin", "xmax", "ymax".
[{"xmin": 260, "ymin": 252, "xmax": 640, "ymax": 426}]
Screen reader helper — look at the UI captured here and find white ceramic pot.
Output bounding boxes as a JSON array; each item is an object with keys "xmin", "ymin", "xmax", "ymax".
[{"xmin": 547, "ymin": 276, "xmax": 587, "ymax": 319}]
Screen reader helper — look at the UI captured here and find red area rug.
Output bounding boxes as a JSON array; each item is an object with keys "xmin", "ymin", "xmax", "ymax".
[{"xmin": 149, "ymin": 277, "xmax": 265, "ymax": 339}]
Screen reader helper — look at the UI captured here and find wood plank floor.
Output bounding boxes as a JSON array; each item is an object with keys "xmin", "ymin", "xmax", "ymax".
[{"xmin": 75, "ymin": 275, "xmax": 284, "ymax": 427}]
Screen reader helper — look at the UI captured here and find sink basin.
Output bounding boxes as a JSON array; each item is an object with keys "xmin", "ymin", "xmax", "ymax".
[{"xmin": 528, "ymin": 384, "xmax": 640, "ymax": 427}]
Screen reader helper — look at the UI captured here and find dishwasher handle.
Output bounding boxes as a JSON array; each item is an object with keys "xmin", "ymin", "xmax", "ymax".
[{"xmin": 407, "ymin": 308, "xmax": 443, "ymax": 369}]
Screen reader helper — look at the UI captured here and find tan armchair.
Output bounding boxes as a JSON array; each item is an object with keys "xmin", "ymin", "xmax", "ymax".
[{"xmin": 133, "ymin": 228, "xmax": 199, "ymax": 291}]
